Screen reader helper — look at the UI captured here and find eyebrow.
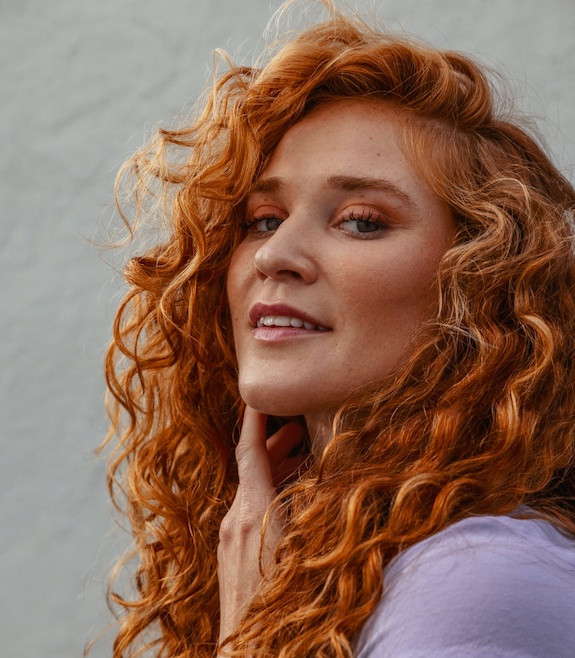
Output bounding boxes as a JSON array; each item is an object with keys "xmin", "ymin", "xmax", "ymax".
[
  {"xmin": 327, "ymin": 175, "xmax": 414, "ymax": 207},
  {"xmin": 249, "ymin": 175, "xmax": 415, "ymax": 208}
]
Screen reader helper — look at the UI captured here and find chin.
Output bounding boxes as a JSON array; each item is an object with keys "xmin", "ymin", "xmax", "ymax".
[{"xmin": 238, "ymin": 381, "xmax": 325, "ymax": 417}]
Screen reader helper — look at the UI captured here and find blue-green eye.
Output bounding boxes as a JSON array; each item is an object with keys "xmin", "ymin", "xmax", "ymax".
[
  {"xmin": 241, "ymin": 215, "xmax": 283, "ymax": 232},
  {"xmin": 342, "ymin": 218, "xmax": 381, "ymax": 233},
  {"xmin": 253, "ymin": 216, "xmax": 282, "ymax": 232},
  {"xmin": 339, "ymin": 209, "xmax": 387, "ymax": 237}
]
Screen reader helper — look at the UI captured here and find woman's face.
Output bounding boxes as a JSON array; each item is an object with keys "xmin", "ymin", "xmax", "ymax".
[{"xmin": 227, "ymin": 100, "xmax": 454, "ymax": 421}]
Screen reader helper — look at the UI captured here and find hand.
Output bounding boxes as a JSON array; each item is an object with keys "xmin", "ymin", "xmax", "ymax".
[{"xmin": 217, "ymin": 406, "xmax": 306, "ymax": 649}]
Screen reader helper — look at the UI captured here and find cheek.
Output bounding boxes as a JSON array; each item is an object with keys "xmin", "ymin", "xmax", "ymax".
[
  {"xmin": 226, "ymin": 247, "xmax": 249, "ymax": 315},
  {"xmin": 341, "ymin": 259, "xmax": 440, "ymax": 330}
]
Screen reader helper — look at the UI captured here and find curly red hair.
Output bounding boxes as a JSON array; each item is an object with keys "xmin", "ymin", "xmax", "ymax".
[{"xmin": 101, "ymin": 5, "xmax": 575, "ymax": 657}]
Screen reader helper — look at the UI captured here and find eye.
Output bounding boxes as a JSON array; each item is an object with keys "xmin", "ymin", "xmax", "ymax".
[
  {"xmin": 251, "ymin": 215, "xmax": 283, "ymax": 232},
  {"xmin": 241, "ymin": 213, "xmax": 284, "ymax": 234},
  {"xmin": 339, "ymin": 208, "xmax": 388, "ymax": 238}
]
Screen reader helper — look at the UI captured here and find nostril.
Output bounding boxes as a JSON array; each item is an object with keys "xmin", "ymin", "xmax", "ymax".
[
  {"xmin": 253, "ymin": 236, "xmax": 318, "ymax": 284},
  {"xmin": 279, "ymin": 269, "xmax": 302, "ymax": 280}
]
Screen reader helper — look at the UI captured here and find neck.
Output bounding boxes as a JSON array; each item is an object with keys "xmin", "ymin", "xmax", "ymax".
[{"xmin": 305, "ymin": 412, "xmax": 335, "ymax": 458}]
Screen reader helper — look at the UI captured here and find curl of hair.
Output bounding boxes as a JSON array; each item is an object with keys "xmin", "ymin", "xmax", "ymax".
[{"xmin": 102, "ymin": 5, "xmax": 575, "ymax": 657}]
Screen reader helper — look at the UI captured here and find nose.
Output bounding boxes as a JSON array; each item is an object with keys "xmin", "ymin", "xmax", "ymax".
[{"xmin": 254, "ymin": 218, "xmax": 319, "ymax": 284}]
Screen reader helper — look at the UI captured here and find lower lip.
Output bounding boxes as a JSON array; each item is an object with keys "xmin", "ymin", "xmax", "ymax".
[{"xmin": 253, "ymin": 326, "xmax": 330, "ymax": 341}]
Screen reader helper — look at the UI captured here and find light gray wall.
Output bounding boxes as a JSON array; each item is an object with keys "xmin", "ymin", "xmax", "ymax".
[{"xmin": 2, "ymin": 0, "xmax": 574, "ymax": 655}]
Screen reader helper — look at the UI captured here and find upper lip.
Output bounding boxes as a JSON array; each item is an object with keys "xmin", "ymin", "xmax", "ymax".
[{"xmin": 249, "ymin": 302, "xmax": 330, "ymax": 329}]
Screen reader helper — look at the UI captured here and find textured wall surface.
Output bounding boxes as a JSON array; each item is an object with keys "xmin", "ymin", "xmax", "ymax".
[{"xmin": 1, "ymin": 0, "xmax": 574, "ymax": 655}]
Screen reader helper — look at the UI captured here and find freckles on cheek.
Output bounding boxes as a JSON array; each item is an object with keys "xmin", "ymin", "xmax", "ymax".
[
  {"xmin": 346, "ymin": 269, "xmax": 409, "ymax": 305},
  {"xmin": 226, "ymin": 256, "xmax": 248, "ymax": 309},
  {"xmin": 345, "ymin": 265, "xmax": 438, "ymax": 324}
]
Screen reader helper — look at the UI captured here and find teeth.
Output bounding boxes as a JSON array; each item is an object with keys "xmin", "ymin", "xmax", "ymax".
[{"xmin": 257, "ymin": 315, "xmax": 327, "ymax": 330}]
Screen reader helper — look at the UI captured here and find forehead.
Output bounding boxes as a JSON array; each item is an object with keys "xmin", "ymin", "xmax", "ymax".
[
  {"xmin": 252, "ymin": 100, "xmax": 444, "ymax": 215},
  {"xmin": 261, "ymin": 101, "xmax": 413, "ymax": 182},
  {"xmin": 272, "ymin": 99, "xmax": 406, "ymax": 153}
]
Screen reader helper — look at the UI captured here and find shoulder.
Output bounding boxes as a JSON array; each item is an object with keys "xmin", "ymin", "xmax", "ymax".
[{"xmin": 355, "ymin": 514, "xmax": 575, "ymax": 658}]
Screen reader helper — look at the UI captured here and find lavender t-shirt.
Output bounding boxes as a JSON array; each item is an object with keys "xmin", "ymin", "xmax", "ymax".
[{"xmin": 355, "ymin": 514, "xmax": 575, "ymax": 657}]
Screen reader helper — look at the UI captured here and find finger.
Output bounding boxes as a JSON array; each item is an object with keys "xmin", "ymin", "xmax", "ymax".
[
  {"xmin": 266, "ymin": 421, "xmax": 306, "ymax": 467},
  {"xmin": 273, "ymin": 453, "xmax": 310, "ymax": 489},
  {"xmin": 237, "ymin": 405, "xmax": 267, "ymax": 453},
  {"xmin": 235, "ymin": 406, "xmax": 274, "ymax": 497}
]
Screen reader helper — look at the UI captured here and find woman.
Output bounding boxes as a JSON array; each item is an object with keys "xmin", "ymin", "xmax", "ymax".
[{"xmin": 103, "ymin": 4, "xmax": 575, "ymax": 657}]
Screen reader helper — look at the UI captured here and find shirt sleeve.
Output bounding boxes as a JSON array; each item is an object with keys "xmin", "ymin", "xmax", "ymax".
[{"xmin": 354, "ymin": 516, "xmax": 575, "ymax": 658}]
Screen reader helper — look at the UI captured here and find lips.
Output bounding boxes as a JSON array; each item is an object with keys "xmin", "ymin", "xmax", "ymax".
[{"xmin": 249, "ymin": 303, "xmax": 331, "ymax": 331}]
